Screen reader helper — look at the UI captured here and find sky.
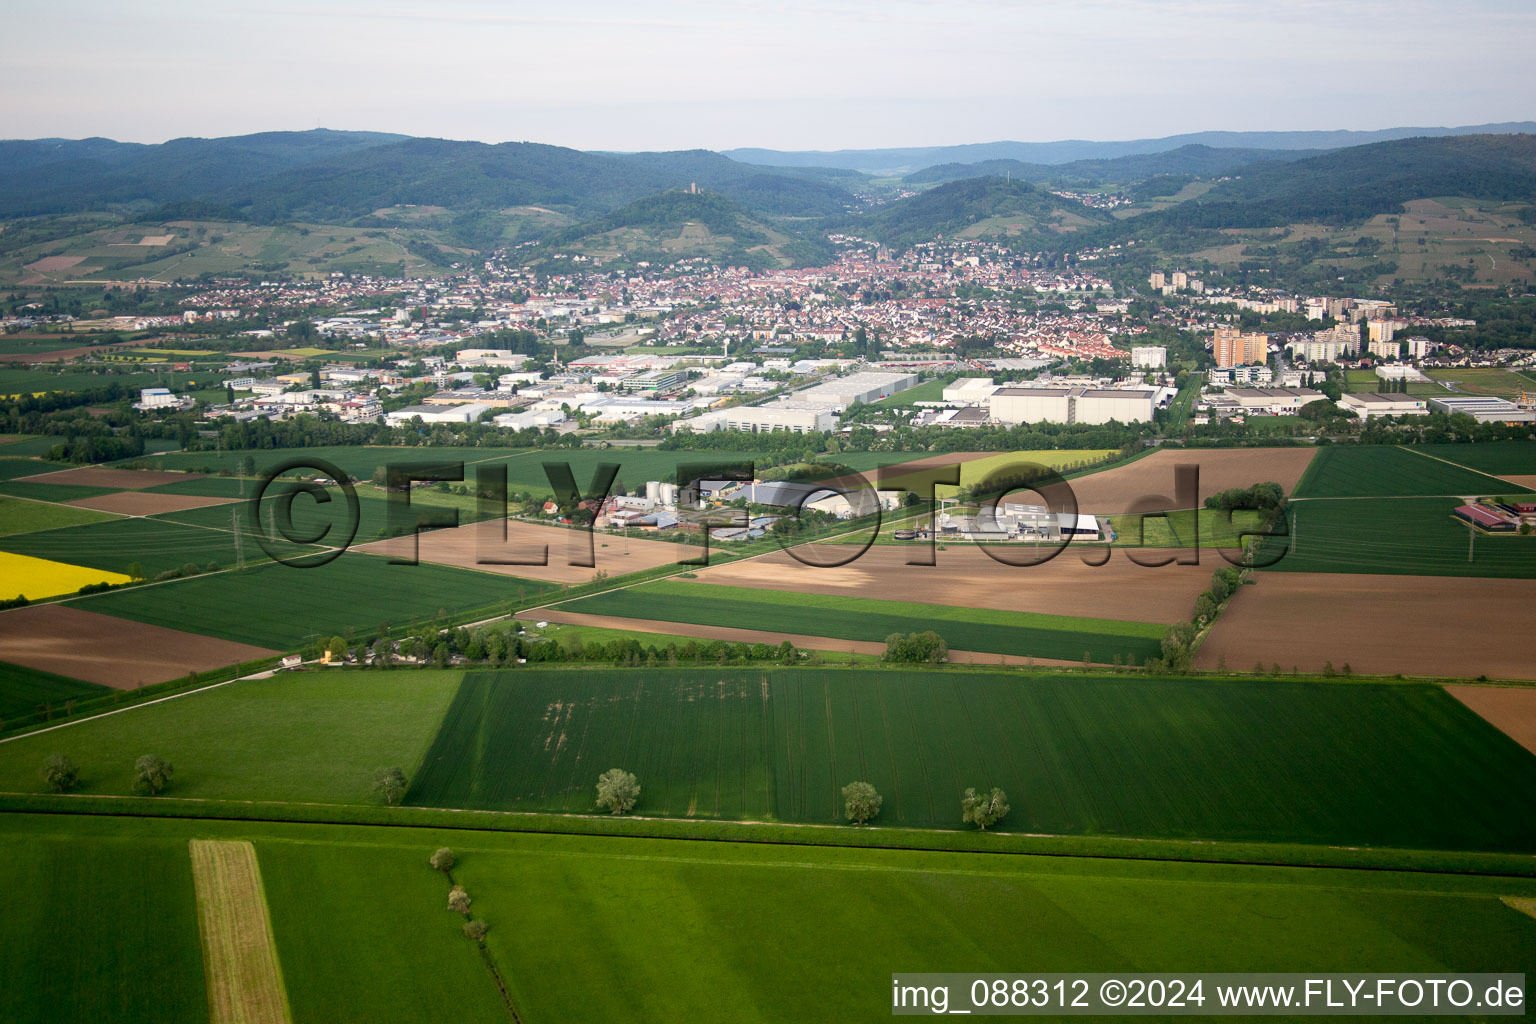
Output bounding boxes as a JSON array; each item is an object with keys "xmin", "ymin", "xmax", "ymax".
[{"xmin": 2, "ymin": 0, "xmax": 1534, "ymax": 151}]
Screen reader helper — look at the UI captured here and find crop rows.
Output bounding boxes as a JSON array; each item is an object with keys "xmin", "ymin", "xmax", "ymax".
[{"xmin": 406, "ymin": 668, "xmax": 1536, "ymax": 851}]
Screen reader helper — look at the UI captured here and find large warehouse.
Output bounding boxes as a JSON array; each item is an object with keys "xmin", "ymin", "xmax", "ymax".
[
  {"xmin": 989, "ymin": 386, "xmax": 1156, "ymax": 425},
  {"xmin": 793, "ymin": 371, "xmax": 920, "ymax": 409},
  {"xmin": 1429, "ymin": 395, "xmax": 1536, "ymax": 424}
]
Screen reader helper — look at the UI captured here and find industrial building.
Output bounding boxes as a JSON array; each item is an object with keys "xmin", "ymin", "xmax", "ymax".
[
  {"xmin": 620, "ymin": 369, "xmax": 689, "ymax": 393},
  {"xmin": 1338, "ymin": 393, "xmax": 1429, "ymax": 420},
  {"xmin": 1429, "ymin": 396, "xmax": 1536, "ymax": 424},
  {"xmin": 1223, "ymin": 387, "xmax": 1326, "ymax": 414},
  {"xmin": 1131, "ymin": 346, "xmax": 1166, "ymax": 369},
  {"xmin": 942, "ymin": 377, "xmax": 1001, "ymax": 405},
  {"xmin": 989, "ymin": 386, "xmax": 1155, "ymax": 425},
  {"xmin": 672, "ymin": 406, "xmax": 837, "ymax": 434},
  {"xmin": 792, "ymin": 371, "xmax": 919, "ymax": 409}
]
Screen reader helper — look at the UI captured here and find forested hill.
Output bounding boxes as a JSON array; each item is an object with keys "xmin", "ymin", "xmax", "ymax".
[
  {"xmin": 903, "ymin": 144, "xmax": 1320, "ymax": 185},
  {"xmin": 535, "ymin": 190, "xmax": 833, "ymax": 269},
  {"xmin": 0, "ymin": 132, "xmax": 859, "ymax": 222},
  {"xmin": 1139, "ymin": 133, "xmax": 1536, "ymax": 229},
  {"xmin": 0, "ymin": 130, "xmax": 408, "ymax": 216},
  {"xmin": 850, "ymin": 177, "xmax": 1113, "ymax": 247}
]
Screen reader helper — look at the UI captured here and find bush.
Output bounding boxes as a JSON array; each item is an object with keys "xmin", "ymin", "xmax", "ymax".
[{"xmin": 429, "ymin": 847, "xmax": 455, "ymax": 872}]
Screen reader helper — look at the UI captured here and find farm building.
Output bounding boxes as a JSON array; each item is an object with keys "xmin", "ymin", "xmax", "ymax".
[{"xmin": 1452, "ymin": 504, "xmax": 1518, "ymax": 532}]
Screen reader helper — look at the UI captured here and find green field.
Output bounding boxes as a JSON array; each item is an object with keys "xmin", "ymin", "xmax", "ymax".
[
  {"xmin": 559, "ymin": 580, "xmax": 1165, "ymax": 663},
  {"xmin": 1108, "ymin": 507, "xmax": 1265, "ymax": 548},
  {"xmin": 76, "ymin": 553, "xmax": 550, "ymax": 648},
  {"xmin": 0, "ymin": 495, "xmax": 119, "ymax": 536},
  {"xmin": 258, "ymin": 838, "xmax": 510, "ymax": 1022},
  {"xmin": 0, "ymin": 368, "xmax": 206, "ymax": 397},
  {"xmin": 0, "ymin": 456, "xmax": 49, "ymax": 480},
  {"xmin": 0, "ymin": 669, "xmax": 462, "ymax": 801},
  {"xmin": 1265, "ymin": 497, "xmax": 1536, "ymax": 577},
  {"xmin": 406, "ymin": 669, "xmax": 1536, "ymax": 850},
  {"xmin": 0, "ymin": 435, "xmax": 67, "ymax": 456},
  {"xmin": 0, "ymin": 829, "xmax": 208, "ymax": 1024},
  {"xmin": 131, "ymin": 446, "xmax": 938, "ymax": 501},
  {"xmin": 0, "ymin": 335, "xmax": 89, "ymax": 355},
  {"xmin": 1425, "ymin": 366, "xmax": 1536, "ymax": 400},
  {"xmin": 5, "ymin": 812, "xmax": 1532, "ymax": 1024},
  {"xmin": 1415, "ymin": 441, "xmax": 1536, "ymax": 476},
  {"xmin": 0, "ymin": 479, "xmax": 122, "ymax": 503},
  {"xmin": 1293, "ymin": 445, "xmax": 1527, "ymax": 499},
  {"xmin": 141, "ymin": 474, "xmax": 261, "ymax": 497},
  {"xmin": 0, "ymin": 661, "xmax": 110, "ymax": 724},
  {"xmin": 877, "ymin": 449, "xmax": 1119, "ymax": 498},
  {"xmin": 867, "ymin": 377, "xmax": 948, "ymax": 407},
  {"xmin": 0, "ymin": 514, "xmax": 312, "ymax": 577}
]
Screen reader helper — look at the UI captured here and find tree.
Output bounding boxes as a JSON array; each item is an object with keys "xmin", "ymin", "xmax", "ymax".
[
  {"xmin": 595, "ymin": 768, "xmax": 640, "ymax": 815},
  {"xmin": 961, "ymin": 786, "xmax": 1010, "ymax": 830},
  {"xmin": 126, "ymin": 561, "xmax": 145, "ymax": 582},
  {"xmin": 373, "ymin": 766, "xmax": 407, "ymax": 805},
  {"xmin": 447, "ymin": 885, "xmax": 471, "ymax": 913},
  {"xmin": 134, "ymin": 754, "xmax": 173, "ymax": 795},
  {"xmin": 463, "ymin": 919, "xmax": 488, "ymax": 942},
  {"xmin": 327, "ymin": 636, "xmax": 348, "ymax": 663},
  {"xmin": 39, "ymin": 753, "xmax": 79, "ymax": 793},
  {"xmin": 842, "ymin": 780, "xmax": 882, "ymax": 825},
  {"xmin": 429, "ymin": 847, "xmax": 455, "ymax": 872}
]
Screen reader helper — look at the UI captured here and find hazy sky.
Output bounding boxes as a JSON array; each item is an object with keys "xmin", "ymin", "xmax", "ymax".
[{"xmin": 3, "ymin": 0, "xmax": 1533, "ymax": 150}]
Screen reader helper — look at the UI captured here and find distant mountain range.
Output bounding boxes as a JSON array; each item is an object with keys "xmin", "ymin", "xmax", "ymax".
[
  {"xmin": 1, "ymin": 126, "xmax": 1533, "ymax": 269},
  {"xmin": 725, "ymin": 122, "xmax": 1536, "ymax": 174},
  {"xmin": 0, "ymin": 131, "xmax": 858, "ymax": 223}
]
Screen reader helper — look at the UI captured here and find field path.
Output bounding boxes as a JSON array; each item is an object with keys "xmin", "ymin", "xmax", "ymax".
[{"xmin": 189, "ymin": 839, "xmax": 293, "ymax": 1024}]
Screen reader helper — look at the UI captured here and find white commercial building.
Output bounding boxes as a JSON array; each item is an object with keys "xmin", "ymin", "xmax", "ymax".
[
  {"xmin": 383, "ymin": 403, "xmax": 493, "ymax": 426},
  {"xmin": 792, "ymin": 371, "xmax": 919, "ymax": 409},
  {"xmin": 1429, "ymin": 396, "xmax": 1536, "ymax": 424},
  {"xmin": 942, "ymin": 377, "xmax": 1002, "ymax": 405},
  {"xmin": 136, "ymin": 387, "xmax": 177, "ymax": 409},
  {"xmin": 1225, "ymin": 388, "xmax": 1326, "ymax": 414},
  {"xmin": 673, "ymin": 406, "xmax": 837, "ymax": 434},
  {"xmin": 1131, "ymin": 346, "xmax": 1167, "ymax": 369},
  {"xmin": 1339, "ymin": 393, "xmax": 1430, "ymax": 420},
  {"xmin": 989, "ymin": 387, "xmax": 1155, "ymax": 425}
]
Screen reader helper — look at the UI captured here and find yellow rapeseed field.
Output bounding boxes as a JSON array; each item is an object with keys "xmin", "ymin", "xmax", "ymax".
[{"xmin": 0, "ymin": 551, "xmax": 131, "ymax": 601}]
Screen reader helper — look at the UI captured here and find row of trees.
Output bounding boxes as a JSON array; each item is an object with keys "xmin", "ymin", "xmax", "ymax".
[
  {"xmin": 842, "ymin": 780, "xmax": 1011, "ymax": 830},
  {"xmin": 39, "ymin": 753, "xmax": 171, "ymax": 794}
]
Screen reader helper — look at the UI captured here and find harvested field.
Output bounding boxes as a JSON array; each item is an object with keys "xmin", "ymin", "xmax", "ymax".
[
  {"xmin": 1501, "ymin": 475, "xmax": 1536, "ymax": 491},
  {"xmin": 65, "ymin": 491, "xmax": 239, "ymax": 515},
  {"xmin": 189, "ymin": 840, "xmax": 291, "ymax": 1024},
  {"xmin": 0, "ymin": 604, "xmax": 279, "ymax": 687},
  {"xmin": 694, "ymin": 542, "xmax": 1215, "ymax": 622},
  {"xmin": 1447, "ymin": 686, "xmax": 1536, "ymax": 756},
  {"xmin": 14, "ymin": 465, "xmax": 199, "ymax": 489},
  {"xmin": 530, "ymin": 609, "xmax": 1090, "ymax": 666},
  {"xmin": 25, "ymin": 255, "xmax": 85, "ymax": 273},
  {"xmin": 1196, "ymin": 573, "xmax": 1536, "ymax": 679},
  {"xmin": 355, "ymin": 517, "xmax": 687, "ymax": 584},
  {"xmin": 1066, "ymin": 448, "xmax": 1317, "ymax": 513}
]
